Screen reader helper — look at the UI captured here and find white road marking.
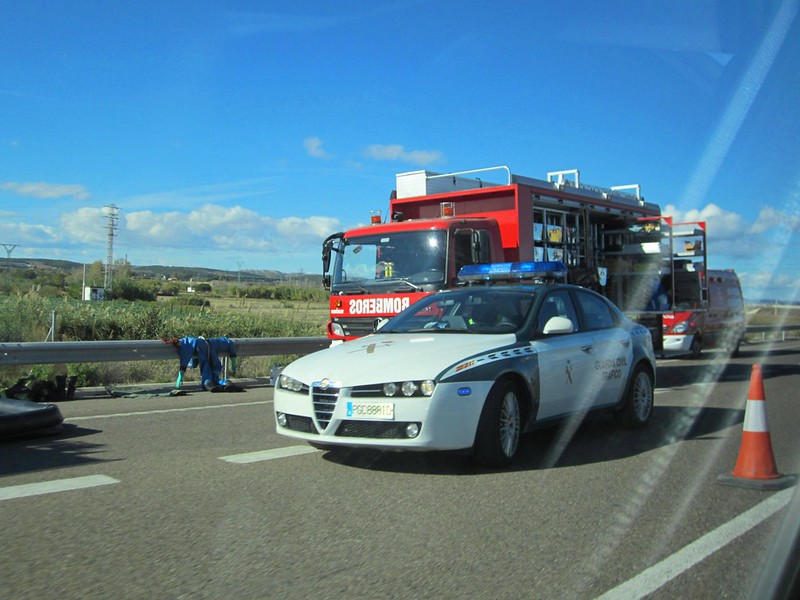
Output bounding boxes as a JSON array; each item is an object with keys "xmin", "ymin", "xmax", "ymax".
[
  {"xmin": 219, "ymin": 445, "xmax": 320, "ymax": 464},
  {"xmin": 595, "ymin": 487, "xmax": 794, "ymax": 599},
  {"xmin": 68, "ymin": 400, "xmax": 271, "ymax": 421},
  {"xmin": 0, "ymin": 475, "xmax": 119, "ymax": 501}
]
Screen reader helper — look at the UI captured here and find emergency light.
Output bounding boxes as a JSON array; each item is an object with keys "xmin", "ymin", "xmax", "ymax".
[
  {"xmin": 458, "ymin": 261, "xmax": 567, "ymax": 283},
  {"xmin": 370, "ymin": 210, "xmax": 381, "ymax": 224}
]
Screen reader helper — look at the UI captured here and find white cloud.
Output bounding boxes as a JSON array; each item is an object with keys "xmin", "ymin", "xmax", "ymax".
[
  {"xmin": 661, "ymin": 203, "xmax": 746, "ymax": 240},
  {"xmin": 0, "ymin": 221, "xmax": 59, "ymax": 245},
  {"xmin": 1, "ymin": 181, "xmax": 90, "ymax": 200},
  {"xmin": 751, "ymin": 205, "xmax": 800, "ymax": 234},
  {"xmin": 272, "ymin": 215, "xmax": 341, "ymax": 241},
  {"xmin": 60, "ymin": 207, "xmax": 110, "ymax": 244},
  {"xmin": 304, "ymin": 136, "xmax": 332, "ymax": 159},
  {"xmin": 363, "ymin": 144, "xmax": 443, "ymax": 166},
  {"xmin": 660, "ymin": 201, "xmax": 800, "ymax": 277},
  {"xmin": 125, "ymin": 209, "xmax": 187, "ymax": 241},
  {"xmin": 122, "ymin": 205, "xmax": 341, "ymax": 255},
  {"xmin": 739, "ymin": 271, "xmax": 800, "ymax": 302}
]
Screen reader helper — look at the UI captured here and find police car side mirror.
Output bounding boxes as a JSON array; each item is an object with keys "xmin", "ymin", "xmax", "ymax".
[{"xmin": 543, "ymin": 316, "xmax": 574, "ymax": 335}]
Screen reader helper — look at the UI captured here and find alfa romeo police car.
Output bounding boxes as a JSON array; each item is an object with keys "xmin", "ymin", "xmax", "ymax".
[{"xmin": 274, "ymin": 262, "xmax": 656, "ymax": 467}]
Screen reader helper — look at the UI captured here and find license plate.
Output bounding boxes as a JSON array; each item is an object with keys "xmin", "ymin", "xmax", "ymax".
[{"xmin": 346, "ymin": 401, "xmax": 394, "ymax": 420}]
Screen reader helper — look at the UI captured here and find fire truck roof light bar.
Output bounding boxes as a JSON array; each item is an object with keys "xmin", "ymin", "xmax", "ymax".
[{"xmin": 459, "ymin": 261, "xmax": 568, "ymax": 283}]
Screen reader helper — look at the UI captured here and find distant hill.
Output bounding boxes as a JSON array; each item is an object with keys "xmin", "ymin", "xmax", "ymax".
[{"xmin": 5, "ymin": 257, "xmax": 320, "ymax": 284}]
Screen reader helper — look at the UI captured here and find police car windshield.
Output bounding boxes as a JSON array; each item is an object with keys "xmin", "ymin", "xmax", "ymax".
[{"xmin": 381, "ymin": 288, "xmax": 536, "ymax": 334}]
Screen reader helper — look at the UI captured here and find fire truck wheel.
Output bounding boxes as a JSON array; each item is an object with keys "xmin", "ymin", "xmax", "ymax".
[
  {"xmin": 689, "ymin": 336, "xmax": 702, "ymax": 358},
  {"xmin": 614, "ymin": 365, "xmax": 654, "ymax": 429},
  {"xmin": 474, "ymin": 379, "xmax": 522, "ymax": 467}
]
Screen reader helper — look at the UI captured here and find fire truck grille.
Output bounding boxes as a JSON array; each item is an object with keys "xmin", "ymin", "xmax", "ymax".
[
  {"xmin": 335, "ymin": 421, "xmax": 412, "ymax": 439},
  {"xmin": 333, "ymin": 317, "xmax": 376, "ymax": 338},
  {"xmin": 312, "ymin": 385, "xmax": 340, "ymax": 430}
]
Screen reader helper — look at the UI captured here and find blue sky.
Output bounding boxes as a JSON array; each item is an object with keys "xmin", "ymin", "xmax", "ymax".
[{"xmin": 1, "ymin": 0, "xmax": 798, "ymax": 301}]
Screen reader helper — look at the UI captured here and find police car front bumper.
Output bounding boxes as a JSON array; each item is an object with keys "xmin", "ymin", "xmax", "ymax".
[{"xmin": 274, "ymin": 381, "xmax": 493, "ymax": 452}]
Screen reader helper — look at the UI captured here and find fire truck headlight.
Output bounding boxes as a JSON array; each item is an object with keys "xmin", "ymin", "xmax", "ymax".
[{"xmin": 330, "ymin": 322, "xmax": 345, "ymax": 337}]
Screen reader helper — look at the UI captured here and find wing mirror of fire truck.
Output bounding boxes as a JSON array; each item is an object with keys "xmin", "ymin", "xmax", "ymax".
[{"xmin": 322, "ymin": 232, "xmax": 345, "ymax": 274}]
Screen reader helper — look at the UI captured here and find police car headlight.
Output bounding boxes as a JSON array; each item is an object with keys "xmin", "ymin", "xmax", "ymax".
[
  {"xmin": 279, "ymin": 374, "xmax": 304, "ymax": 392},
  {"xmin": 377, "ymin": 380, "xmax": 436, "ymax": 397},
  {"xmin": 401, "ymin": 381, "xmax": 418, "ymax": 396}
]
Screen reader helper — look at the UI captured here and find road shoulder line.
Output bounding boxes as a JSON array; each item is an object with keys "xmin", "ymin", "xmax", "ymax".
[{"xmin": 596, "ymin": 486, "xmax": 795, "ymax": 599}]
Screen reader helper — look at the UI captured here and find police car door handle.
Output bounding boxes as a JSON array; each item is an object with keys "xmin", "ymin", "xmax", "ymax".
[{"xmin": 581, "ymin": 345, "xmax": 593, "ymax": 354}]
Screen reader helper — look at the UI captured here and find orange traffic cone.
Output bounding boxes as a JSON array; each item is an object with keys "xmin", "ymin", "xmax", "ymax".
[{"xmin": 718, "ymin": 364, "xmax": 796, "ymax": 490}]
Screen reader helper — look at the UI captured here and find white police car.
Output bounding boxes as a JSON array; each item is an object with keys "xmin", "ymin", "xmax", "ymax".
[{"xmin": 274, "ymin": 263, "xmax": 656, "ymax": 467}]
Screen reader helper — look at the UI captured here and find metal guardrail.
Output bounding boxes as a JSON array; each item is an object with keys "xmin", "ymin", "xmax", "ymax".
[
  {"xmin": 745, "ymin": 324, "xmax": 800, "ymax": 334},
  {"xmin": 745, "ymin": 324, "xmax": 800, "ymax": 342},
  {"xmin": 0, "ymin": 325, "xmax": 798, "ymax": 367},
  {"xmin": 0, "ymin": 337, "xmax": 331, "ymax": 366}
]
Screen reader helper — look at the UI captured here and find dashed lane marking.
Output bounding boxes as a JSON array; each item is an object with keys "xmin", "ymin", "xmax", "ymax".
[
  {"xmin": 219, "ymin": 445, "xmax": 320, "ymax": 464},
  {"xmin": 0, "ymin": 475, "xmax": 119, "ymax": 501}
]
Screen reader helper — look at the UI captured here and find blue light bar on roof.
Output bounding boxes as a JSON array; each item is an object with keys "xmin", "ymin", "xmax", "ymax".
[{"xmin": 458, "ymin": 261, "xmax": 567, "ymax": 283}]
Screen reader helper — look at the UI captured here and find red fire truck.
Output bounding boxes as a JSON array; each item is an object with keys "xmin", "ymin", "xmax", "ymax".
[{"xmin": 322, "ymin": 166, "xmax": 668, "ymax": 343}]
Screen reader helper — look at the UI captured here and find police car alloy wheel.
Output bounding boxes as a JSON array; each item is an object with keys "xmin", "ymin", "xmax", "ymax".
[
  {"xmin": 614, "ymin": 366, "xmax": 654, "ymax": 429},
  {"xmin": 474, "ymin": 379, "xmax": 523, "ymax": 467}
]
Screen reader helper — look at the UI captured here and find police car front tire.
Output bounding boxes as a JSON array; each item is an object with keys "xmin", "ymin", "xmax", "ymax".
[
  {"xmin": 614, "ymin": 365, "xmax": 654, "ymax": 429},
  {"xmin": 474, "ymin": 379, "xmax": 522, "ymax": 467}
]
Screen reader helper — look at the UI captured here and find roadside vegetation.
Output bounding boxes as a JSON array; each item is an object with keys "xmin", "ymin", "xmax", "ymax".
[
  {"xmin": 1, "ymin": 260, "xmax": 797, "ymax": 390},
  {"xmin": 0, "ymin": 260, "xmax": 328, "ymax": 389}
]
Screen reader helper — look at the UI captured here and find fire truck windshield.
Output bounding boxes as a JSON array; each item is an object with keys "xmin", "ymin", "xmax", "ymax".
[{"xmin": 331, "ymin": 230, "xmax": 447, "ymax": 291}]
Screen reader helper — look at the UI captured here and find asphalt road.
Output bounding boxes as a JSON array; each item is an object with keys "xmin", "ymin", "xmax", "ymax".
[{"xmin": 2, "ymin": 340, "xmax": 799, "ymax": 600}]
